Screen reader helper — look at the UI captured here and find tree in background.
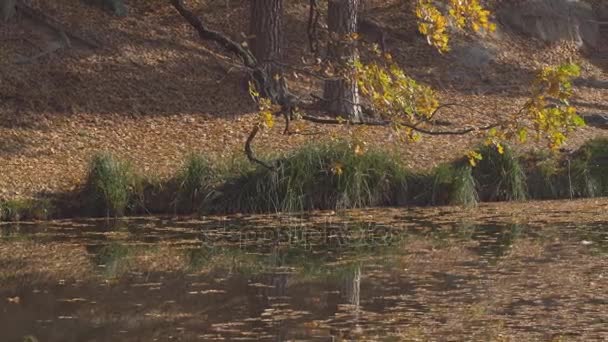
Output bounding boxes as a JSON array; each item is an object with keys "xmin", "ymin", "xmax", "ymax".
[
  {"xmin": 168, "ymin": 0, "xmax": 583, "ymax": 167},
  {"xmin": 323, "ymin": 0, "xmax": 362, "ymax": 122}
]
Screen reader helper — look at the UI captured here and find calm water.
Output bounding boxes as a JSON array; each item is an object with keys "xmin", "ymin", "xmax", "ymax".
[{"xmin": 0, "ymin": 210, "xmax": 607, "ymax": 341}]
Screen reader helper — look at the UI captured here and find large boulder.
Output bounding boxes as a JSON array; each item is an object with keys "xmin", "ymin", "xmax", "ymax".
[
  {"xmin": 1, "ymin": 0, "xmax": 16, "ymax": 21},
  {"xmin": 498, "ymin": 0, "xmax": 600, "ymax": 49}
]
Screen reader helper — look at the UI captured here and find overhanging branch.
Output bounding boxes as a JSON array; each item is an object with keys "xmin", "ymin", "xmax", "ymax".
[{"xmin": 300, "ymin": 114, "xmax": 499, "ymax": 135}]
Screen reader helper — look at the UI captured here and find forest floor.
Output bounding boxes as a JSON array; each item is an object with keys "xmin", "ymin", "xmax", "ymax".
[{"xmin": 0, "ymin": 0, "xmax": 607, "ymax": 199}]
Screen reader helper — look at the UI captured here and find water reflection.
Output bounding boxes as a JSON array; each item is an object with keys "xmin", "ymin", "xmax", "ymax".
[{"xmin": 0, "ymin": 213, "xmax": 606, "ymax": 341}]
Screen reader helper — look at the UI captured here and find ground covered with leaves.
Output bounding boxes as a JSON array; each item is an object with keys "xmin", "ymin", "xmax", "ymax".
[{"xmin": 0, "ymin": 0, "xmax": 606, "ymax": 199}]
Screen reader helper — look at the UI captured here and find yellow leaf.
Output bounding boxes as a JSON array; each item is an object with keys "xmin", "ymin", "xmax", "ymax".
[
  {"xmin": 466, "ymin": 150, "xmax": 483, "ymax": 167},
  {"xmin": 496, "ymin": 143, "xmax": 504, "ymax": 155},
  {"xmin": 354, "ymin": 144, "xmax": 364, "ymax": 156},
  {"xmin": 331, "ymin": 162, "xmax": 344, "ymax": 176}
]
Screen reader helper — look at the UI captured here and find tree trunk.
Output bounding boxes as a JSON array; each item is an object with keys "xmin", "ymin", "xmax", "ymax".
[
  {"xmin": 249, "ymin": 0, "xmax": 285, "ymax": 100},
  {"xmin": 249, "ymin": 0, "xmax": 283, "ymax": 65},
  {"xmin": 323, "ymin": 0, "xmax": 362, "ymax": 122},
  {"xmin": 1, "ymin": 0, "xmax": 16, "ymax": 21}
]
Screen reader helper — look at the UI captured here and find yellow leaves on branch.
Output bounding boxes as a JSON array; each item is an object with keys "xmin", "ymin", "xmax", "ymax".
[
  {"xmin": 248, "ymin": 81, "xmax": 275, "ymax": 129},
  {"xmin": 448, "ymin": 0, "xmax": 495, "ymax": 33},
  {"xmin": 354, "ymin": 56, "xmax": 439, "ymax": 125},
  {"xmin": 415, "ymin": 0, "xmax": 495, "ymax": 53},
  {"xmin": 519, "ymin": 63, "xmax": 584, "ymax": 149},
  {"xmin": 416, "ymin": 0, "xmax": 450, "ymax": 52},
  {"xmin": 466, "ymin": 150, "xmax": 483, "ymax": 167},
  {"xmin": 485, "ymin": 128, "xmax": 505, "ymax": 154},
  {"xmin": 464, "ymin": 63, "xmax": 583, "ymax": 166}
]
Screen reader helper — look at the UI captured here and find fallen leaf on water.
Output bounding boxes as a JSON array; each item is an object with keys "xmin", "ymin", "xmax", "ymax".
[{"xmin": 6, "ymin": 296, "xmax": 20, "ymax": 304}]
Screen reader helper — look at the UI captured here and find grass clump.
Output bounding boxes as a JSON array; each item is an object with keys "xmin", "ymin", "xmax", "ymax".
[
  {"xmin": 216, "ymin": 141, "xmax": 412, "ymax": 213},
  {"xmin": 0, "ymin": 198, "xmax": 55, "ymax": 221},
  {"xmin": 173, "ymin": 154, "xmax": 216, "ymax": 214},
  {"xmin": 472, "ymin": 144, "xmax": 527, "ymax": 201},
  {"xmin": 432, "ymin": 163, "xmax": 478, "ymax": 206},
  {"xmin": 524, "ymin": 138, "xmax": 608, "ymax": 199},
  {"xmin": 567, "ymin": 138, "xmax": 608, "ymax": 198},
  {"xmin": 83, "ymin": 153, "xmax": 135, "ymax": 217},
  {"xmin": 523, "ymin": 150, "xmax": 565, "ymax": 199}
]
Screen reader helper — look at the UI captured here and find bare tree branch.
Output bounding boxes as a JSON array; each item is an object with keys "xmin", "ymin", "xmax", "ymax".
[
  {"xmin": 300, "ymin": 114, "xmax": 499, "ymax": 135},
  {"xmin": 170, "ymin": 0, "xmax": 257, "ymax": 68},
  {"xmin": 245, "ymin": 124, "xmax": 275, "ymax": 170}
]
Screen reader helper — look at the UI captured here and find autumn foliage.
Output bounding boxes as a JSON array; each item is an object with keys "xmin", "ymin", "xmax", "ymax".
[{"xmin": 249, "ymin": 1, "xmax": 585, "ymax": 169}]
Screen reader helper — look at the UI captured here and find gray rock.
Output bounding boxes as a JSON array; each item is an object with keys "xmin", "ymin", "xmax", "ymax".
[
  {"xmin": 498, "ymin": 0, "xmax": 600, "ymax": 49},
  {"xmin": 1, "ymin": 0, "xmax": 16, "ymax": 21},
  {"xmin": 452, "ymin": 42, "xmax": 496, "ymax": 69},
  {"xmin": 582, "ymin": 113, "xmax": 608, "ymax": 128},
  {"xmin": 83, "ymin": 0, "xmax": 128, "ymax": 17}
]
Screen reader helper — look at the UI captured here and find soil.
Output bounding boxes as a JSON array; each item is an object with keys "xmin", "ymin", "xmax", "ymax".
[{"xmin": 0, "ymin": 0, "xmax": 606, "ymax": 199}]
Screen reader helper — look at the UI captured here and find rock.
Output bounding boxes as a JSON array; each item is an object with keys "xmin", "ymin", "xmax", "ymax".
[
  {"xmin": 1, "ymin": 0, "xmax": 16, "ymax": 21},
  {"xmin": 82, "ymin": 0, "xmax": 128, "ymax": 17},
  {"xmin": 498, "ymin": 0, "xmax": 600, "ymax": 49},
  {"xmin": 452, "ymin": 42, "xmax": 496, "ymax": 70},
  {"xmin": 582, "ymin": 113, "xmax": 608, "ymax": 128}
]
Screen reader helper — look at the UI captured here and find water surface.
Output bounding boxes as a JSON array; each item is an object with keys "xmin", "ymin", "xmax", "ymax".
[{"xmin": 1, "ymin": 203, "xmax": 607, "ymax": 341}]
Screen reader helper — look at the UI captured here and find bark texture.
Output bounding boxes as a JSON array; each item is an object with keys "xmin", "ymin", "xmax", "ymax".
[
  {"xmin": 249, "ymin": 0, "xmax": 285, "ymax": 100},
  {"xmin": 249, "ymin": 0, "xmax": 283, "ymax": 65},
  {"xmin": 323, "ymin": 0, "xmax": 362, "ymax": 121}
]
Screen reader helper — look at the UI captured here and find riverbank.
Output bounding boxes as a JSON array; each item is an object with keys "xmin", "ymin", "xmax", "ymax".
[
  {"xmin": 1, "ymin": 138, "xmax": 607, "ymax": 222},
  {"xmin": 2, "ymin": 0, "xmax": 607, "ymax": 201}
]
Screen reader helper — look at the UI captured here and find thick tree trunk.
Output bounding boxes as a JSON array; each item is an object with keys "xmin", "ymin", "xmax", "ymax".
[
  {"xmin": 249, "ymin": 0, "xmax": 283, "ymax": 65},
  {"xmin": 1, "ymin": 0, "xmax": 16, "ymax": 21},
  {"xmin": 249, "ymin": 0, "xmax": 285, "ymax": 99},
  {"xmin": 323, "ymin": 0, "xmax": 362, "ymax": 122}
]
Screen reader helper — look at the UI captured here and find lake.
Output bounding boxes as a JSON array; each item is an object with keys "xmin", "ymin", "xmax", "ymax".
[{"xmin": 1, "ymin": 200, "xmax": 607, "ymax": 341}]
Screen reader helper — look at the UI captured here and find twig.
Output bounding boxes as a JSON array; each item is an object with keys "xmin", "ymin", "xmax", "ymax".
[{"xmin": 245, "ymin": 124, "xmax": 274, "ymax": 170}]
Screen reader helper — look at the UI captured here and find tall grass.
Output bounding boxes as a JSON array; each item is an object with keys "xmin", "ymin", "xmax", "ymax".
[
  {"xmin": 432, "ymin": 163, "xmax": 478, "ymax": 206},
  {"xmin": 4, "ymin": 139, "xmax": 607, "ymax": 221},
  {"xmin": 173, "ymin": 154, "xmax": 216, "ymax": 214},
  {"xmin": 216, "ymin": 141, "xmax": 412, "ymax": 213},
  {"xmin": 524, "ymin": 150, "xmax": 564, "ymax": 199},
  {"xmin": 472, "ymin": 144, "xmax": 527, "ymax": 201},
  {"xmin": 83, "ymin": 153, "xmax": 135, "ymax": 217},
  {"xmin": 524, "ymin": 138, "xmax": 608, "ymax": 199},
  {"xmin": 0, "ymin": 198, "xmax": 54, "ymax": 221},
  {"xmin": 568, "ymin": 138, "xmax": 608, "ymax": 198}
]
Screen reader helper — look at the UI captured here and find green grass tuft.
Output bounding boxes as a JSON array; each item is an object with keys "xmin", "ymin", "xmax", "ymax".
[
  {"xmin": 432, "ymin": 163, "xmax": 478, "ymax": 206},
  {"xmin": 568, "ymin": 138, "xmax": 608, "ymax": 198},
  {"xmin": 473, "ymin": 144, "xmax": 527, "ymax": 201},
  {"xmin": 173, "ymin": 154, "xmax": 216, "ymax": 214},
  {"xmin": 216, "ymin": 141, "xmax": 412, "ymax": 213},
  {"xmin": 523, "ymin": 150, "xmax": 565, "ymax": 199},
  {"xmin": 524, "ymin": 139, "xmax": 608, "ymax": 199},
  {"xmin": 83, "ymin": 153, "xmax": 135, "ymax": 217},
  {"xmin": 0, "ymin": 198, "xmax": 55, "ymax": 221}
]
